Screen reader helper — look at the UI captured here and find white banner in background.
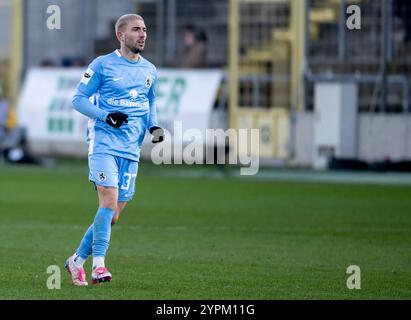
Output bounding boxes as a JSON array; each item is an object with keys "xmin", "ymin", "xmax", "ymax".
[
  {"xmin": 17, "ymin": 67, "xmax": 223, "ymax": 155},
  {"xmin": 154, "ymin": 69, "xmax": 222, "ymax": 138}
]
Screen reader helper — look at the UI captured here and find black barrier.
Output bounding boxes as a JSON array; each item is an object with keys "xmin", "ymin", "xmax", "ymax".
[{"xmin": 329, "ymin": 157, "xmax": 411, "ymax": 172}]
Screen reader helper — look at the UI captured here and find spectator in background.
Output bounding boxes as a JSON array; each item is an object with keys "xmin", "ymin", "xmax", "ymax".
[
  {"xmin": 62, "ymin": 57, "xmax": 86, "ymax": 67},
  {"xmin": 40, "ymin": 59, "xmax": 56, "ymax": 67},
  {"xmin": 0, "ymin": 83, "xmax": 38, "ymax": 165},
  {"xmin": 181, "ymin": 24, "xmax": 208, "ymax": 68},
  {"xmin": 0, "ymin": 85, "xmax": 8, "ymax": 141}
]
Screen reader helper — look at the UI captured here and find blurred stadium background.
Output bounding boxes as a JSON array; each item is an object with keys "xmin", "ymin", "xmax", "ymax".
[
  {"xmin": 1, "ymin": 0, "xmax": 411, "ymax": 168},
  {"xmin": 0, "ymin": 0, "xmax": 411, "ymax": 299}
]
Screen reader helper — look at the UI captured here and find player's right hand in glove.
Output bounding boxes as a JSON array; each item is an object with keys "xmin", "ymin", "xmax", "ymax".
[
  {"xmin": 106, "ymin": 112, "xmax": 128, "ymax": 128},
  {"xmin": 149, "ymin": 126, "xmax": 165, "ymax": 143}
]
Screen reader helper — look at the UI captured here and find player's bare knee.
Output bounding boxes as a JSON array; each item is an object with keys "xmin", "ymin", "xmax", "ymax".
[
  {"xmin": 99, "ymin": 199, "xmax": 117, "ymax": 212},
  {"xmin": 100, "ymin": 204, "xmax": 117, "ymax": 212},
  {"xmin": 99, "ymin": 197, "xmax": 118, "ymax": 211},
  {"xmin": 97, "ymin": 186, "xmax": 118, "ymax": 209}
]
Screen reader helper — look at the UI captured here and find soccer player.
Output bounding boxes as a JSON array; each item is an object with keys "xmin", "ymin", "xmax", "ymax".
[{"xmin": 66, "ymin": 14, "xmax": 164, "ymax": 286}]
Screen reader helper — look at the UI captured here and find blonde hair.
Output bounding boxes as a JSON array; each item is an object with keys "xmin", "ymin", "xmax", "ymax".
[{"xmin": 115, "ymin": 14, "xmax": 144, "ymax": 33}]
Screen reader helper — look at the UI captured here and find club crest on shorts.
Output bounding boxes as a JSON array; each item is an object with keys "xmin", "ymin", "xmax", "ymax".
[{"xmin": 98, "ymin": 172, "xmax": 106, "ymax": 182}]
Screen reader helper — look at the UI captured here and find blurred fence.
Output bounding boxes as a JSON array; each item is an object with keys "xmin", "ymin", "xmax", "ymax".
[
  {"xmin": 236, "ymin": 0, "xmax": 291, "ymax": 109},
  {"xmin": 306, "ymin": 0, "xmax": 411, "ymax": 113},
  {"xmin": 228, "ymin": 0, "xmax": 295, "ymax": 159},
  {"xmin": 225, "ymin": 0, "xmax": 411, "ymax": 113},
  {"xmin": 2, "ymin": 0, "xmax": 411, "ymax": 164},
  {"xmin": 2, "ymin": 0, "xmax": 411, "ymax": 114}
]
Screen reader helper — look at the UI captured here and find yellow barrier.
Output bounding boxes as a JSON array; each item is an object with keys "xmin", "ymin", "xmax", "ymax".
[
  {"xmin": 6, "ymin": 0, "xmax": 22, "ymax": 128},
  {"xmin": 233, "ymin": 108, "xmax": 290, "ymax": 158}
]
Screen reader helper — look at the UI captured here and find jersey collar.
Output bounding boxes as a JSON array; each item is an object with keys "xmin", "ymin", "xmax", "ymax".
[{"xmin": 115, "ymin": 49, "xmax": 142, "ymax": 64}]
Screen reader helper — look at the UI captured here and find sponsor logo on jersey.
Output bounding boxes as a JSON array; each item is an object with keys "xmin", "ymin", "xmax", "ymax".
[
  {"xmin": 107, "ymin": 98, "xmax": 148, "ymax": 108},
  {"xmin": 81, "ymin": 67, "xmax": 94, "ymax": 85}
]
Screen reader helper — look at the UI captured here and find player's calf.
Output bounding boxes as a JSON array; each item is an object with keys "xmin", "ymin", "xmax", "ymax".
[{"xmin": 111, "ymin": 213, "xmax": 119, "ymax": 225}]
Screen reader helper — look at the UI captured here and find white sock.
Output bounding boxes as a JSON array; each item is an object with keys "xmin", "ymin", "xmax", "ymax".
[
  {"xmin": 72, "ymin": 253, "xmax": 86, "ymax": 267},
  {"xmin": 93, "ymin": 256, "xmax": 105, "ymax": 269}
]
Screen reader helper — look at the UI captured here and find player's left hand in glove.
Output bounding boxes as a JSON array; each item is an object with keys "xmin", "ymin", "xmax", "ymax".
[
  {"xmin": 149, "ymin": 126, "xmax": 165, "ymax": 143},
  {"xmin": 106, "ymin": 112, "xmax": 128, "ymax": 128}
]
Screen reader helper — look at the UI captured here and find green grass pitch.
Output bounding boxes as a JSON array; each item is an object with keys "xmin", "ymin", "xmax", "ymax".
[{"xmin": 0, "ymin": 161, "xmax": 410, "ymax": 299}]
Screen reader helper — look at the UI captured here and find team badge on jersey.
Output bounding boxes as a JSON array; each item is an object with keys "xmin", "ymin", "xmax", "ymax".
[
  {"xmin": 98, "ymin": 172, "xmax": 106, "ymax": 182},
  {"xmin": 129, "ymin": 89, "xmax": 138, "ymax": 99},
  {"xmin": 145, "ymin": 76, "xmax": 151, "ymax": 88},
  {"xmin": 81, "ymin": 68, "xmax": 94, "ymax": 85}
]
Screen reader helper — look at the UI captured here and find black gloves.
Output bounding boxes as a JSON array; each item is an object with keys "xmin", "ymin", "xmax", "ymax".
[
  {"xmin": 105, "ymin": 114, "xmax": 163, "ymax": 144},
  {"xmin": 106, "ymin": 112, "xmax": 128, "ymax": 128},
  {"xmin": 149, "ymin": 126, "xmax": 165, "ymax": 143}
]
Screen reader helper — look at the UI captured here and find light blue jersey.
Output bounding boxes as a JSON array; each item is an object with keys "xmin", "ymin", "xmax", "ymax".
[
  {"xmin": 71, "ymin": 47, "xmax": 158, "ymax": 268},
  {"xmin": 73, "ymin": 49, "xmax": 158, "ymax": 161}
]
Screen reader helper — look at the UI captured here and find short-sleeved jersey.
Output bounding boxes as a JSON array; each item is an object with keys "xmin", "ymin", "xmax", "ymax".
[{"xmin": 74, "ymin": 49, "xmax": 158, "ymax": 162}]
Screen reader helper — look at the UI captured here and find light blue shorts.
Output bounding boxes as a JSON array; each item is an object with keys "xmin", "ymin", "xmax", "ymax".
[{"xmin": 88, "ymin": 153, "xmax": 139, "ymax": 202}]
